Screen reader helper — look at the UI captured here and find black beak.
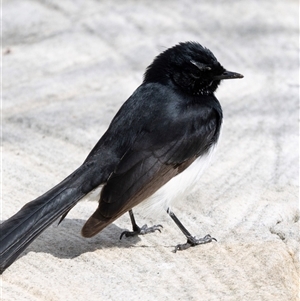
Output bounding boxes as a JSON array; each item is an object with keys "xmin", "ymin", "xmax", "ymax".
[{"xmin": 213, "ymin": 70, "xmax": 244, "ymax": 81}]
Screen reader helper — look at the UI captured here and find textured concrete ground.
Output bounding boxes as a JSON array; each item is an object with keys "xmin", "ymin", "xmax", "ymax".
[{"xmin": 1, "ymin": 0, "xmax": 299, "ymax": 300}]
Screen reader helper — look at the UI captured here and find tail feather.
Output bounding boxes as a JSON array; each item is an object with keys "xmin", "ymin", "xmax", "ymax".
[{"xmin": 0, "ymin": 164, "xmax": 103, "ymax": 274}]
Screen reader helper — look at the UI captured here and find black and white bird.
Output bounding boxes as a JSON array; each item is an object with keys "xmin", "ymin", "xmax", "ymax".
[{"xmin": 0, "ymin": 42, "xmax": 243, "ymax": 273}]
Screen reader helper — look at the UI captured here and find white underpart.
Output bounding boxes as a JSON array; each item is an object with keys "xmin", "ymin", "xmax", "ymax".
[
  {"xmin": 135, "ymin": 143, "xmax": 218, "ymax": 218},
  {"xmin": 82, "ymin": 143, "xmax": 218, "ymax": 219}
]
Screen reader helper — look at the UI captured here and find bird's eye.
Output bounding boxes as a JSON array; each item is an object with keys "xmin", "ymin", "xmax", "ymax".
[{"xmin": 190, "ymin": 60, "xmax": 211, "ymax": 72}]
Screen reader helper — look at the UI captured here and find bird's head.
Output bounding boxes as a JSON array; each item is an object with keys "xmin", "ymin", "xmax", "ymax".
[{"xmin": 144, "ymin": 42, "xmax": 243, "ymax": 95}]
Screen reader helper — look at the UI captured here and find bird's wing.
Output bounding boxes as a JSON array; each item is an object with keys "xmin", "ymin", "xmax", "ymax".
[{"xmin": 81, "ymin": 98, "xmax": 221, "ymax": 237}]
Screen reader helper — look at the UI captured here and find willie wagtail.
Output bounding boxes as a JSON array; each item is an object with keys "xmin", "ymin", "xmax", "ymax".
[{"xmin": 0, "ymin": 42, "xmax": 243, "ymax": 273}]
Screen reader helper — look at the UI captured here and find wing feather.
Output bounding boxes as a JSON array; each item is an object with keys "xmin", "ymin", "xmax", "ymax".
[{"xmin": 81, "ymin": 90, "xmax": 222, "ymax": 237}]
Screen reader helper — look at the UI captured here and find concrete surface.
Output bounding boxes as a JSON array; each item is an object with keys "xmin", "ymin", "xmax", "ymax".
[{"xmin": 1, "ymin": 0, "xmax": 299, "ymax": 300}]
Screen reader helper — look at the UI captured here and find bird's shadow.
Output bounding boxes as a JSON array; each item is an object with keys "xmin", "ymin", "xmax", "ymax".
[{"xmin": 19, "ymin": 218, "xmax": 141, "ymax": 260}]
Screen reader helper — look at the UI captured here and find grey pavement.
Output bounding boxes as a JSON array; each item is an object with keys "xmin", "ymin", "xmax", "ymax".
[{"xmin": 1, "ymin": 1, "xmax": 299, "ymax": 300}]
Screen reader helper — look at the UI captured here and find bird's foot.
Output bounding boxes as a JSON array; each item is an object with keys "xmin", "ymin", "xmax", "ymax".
[
  {"xmin": 120, "ymin": 224, "xmax": 163, "ymax": 240},
  {"xmin": 174, "ymin": 234, "xmax": 217, "ymax": 252}
]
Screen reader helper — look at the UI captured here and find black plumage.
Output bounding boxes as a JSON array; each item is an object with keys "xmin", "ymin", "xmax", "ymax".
[{"xmin": 0, "ymin": 42, "xmax": 243, "ymax": 273}]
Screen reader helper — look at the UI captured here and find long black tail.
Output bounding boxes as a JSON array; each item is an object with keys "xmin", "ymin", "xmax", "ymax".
[{"xmin": 0, "ymin": 162, "xmax": 105, "ymax": 274}]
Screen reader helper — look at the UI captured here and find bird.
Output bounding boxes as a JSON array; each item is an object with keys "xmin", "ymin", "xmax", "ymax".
[{"xmin": 0, "ymin": 41, "xmax": 243, "ymax": 274}]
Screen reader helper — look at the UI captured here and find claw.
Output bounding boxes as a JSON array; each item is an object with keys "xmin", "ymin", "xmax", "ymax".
[
  {"xmin": 139, "ymin": 224, "xmax": 163, "ymax": 235},
  {"xmin": 173, "ymin": 234, "xmax": 217, "ymax": 252},
  {"xmin": 120, "ymin": 224, "xmax": 163, "ymax": 240}
]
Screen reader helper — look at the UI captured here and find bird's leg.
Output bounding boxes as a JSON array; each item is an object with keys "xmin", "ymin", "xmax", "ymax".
[
  {"xmin": 120, "ymin": 209, "xmax": 163, "ymax": 240},
  {"xmin": 167, "ymin": 208, "xmax": 216, "ymax": 252}
]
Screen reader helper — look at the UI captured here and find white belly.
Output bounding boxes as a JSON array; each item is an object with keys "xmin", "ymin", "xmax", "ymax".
[
  {"xmin": 135, "ymin": 143, "xmax": 217, "ymax": 218},
  {"xmin": 82, "ymin": 143, "xmax": 217, "ymax": 219}
]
